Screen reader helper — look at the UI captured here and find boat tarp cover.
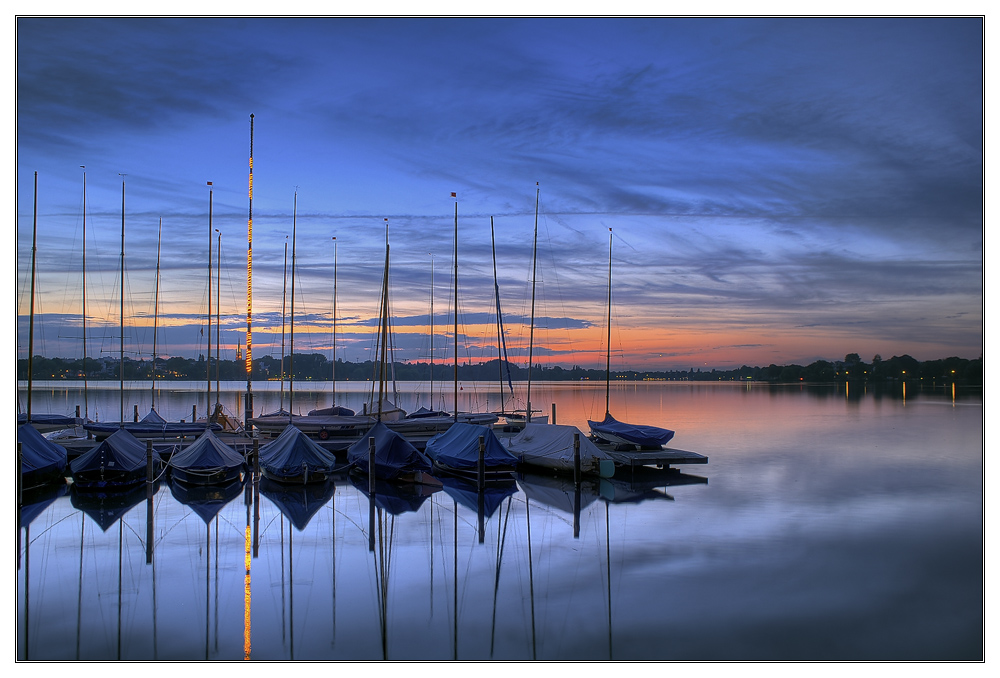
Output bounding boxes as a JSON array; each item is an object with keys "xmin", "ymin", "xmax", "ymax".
[
  {"xmin": 70, "ymin": 428, "xmax": 148, "ymax": 475},
  {"xmin": 18, "ymin": 423, "xmax": 68, "ymax": 476},
  {"xmin": 169, "ymin": 476, "xmax": 245, "ymax": 523},
  {"xmin": 20, "ymin": 482, "xmax": 68, "ymax": 526},
  {"xmin": 258, "ymin": 425, "xmax": 338, "ymax": 478},
  {"xmin": 439, "ymin": 474, "xmax": 517, "ymax": 519},
  {"xmin": 140, "ymin": 408, "xmax": 166, "ymax": 424},
  {"xmin": 405, "ymin": 406, "xmax": 449, "ymax": 419},
  {"xmin": 587, "ymin": 413, "xmax": 675, "ymax": 447},
  {"xmin": 424, "ymin": 423, "xmax": 517, "ymax": 470},
  {"xmin": 168, "ymin": 430, "xmax": 245, "ymax": 472},
  {"xmin": 18, "ymin": 413, "xmax": 82, "ymax": 426},
  {"xmin": 260, "ymin": 477, "xmax": 336, "ymax": 530},
  {"xmin": 506, "ymin": 423, "xmax": 612, "ymax": 473},
  {"xmin": 346, "ymin": 421, "xmax": 432, "ymax": 479},
  {"xmin": 308, "ymin": 405, "xmax": 356, "ymax": 416}
]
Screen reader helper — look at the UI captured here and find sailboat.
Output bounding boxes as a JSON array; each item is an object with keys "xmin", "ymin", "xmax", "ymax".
[
  {"xmin": 503, "ymin": 183, "xmax": 547, "ymax": 427},
  {"xmin": 18, "ymin": 171, "xmax": 86, "ymax": 434},
  {"xmin": 85, "ymin": 187, "xmax": 217, "ymax": 441},
  {"xmin": 347, "ymin": 222, "xmax": 436, "ymax": 483},
  {"xmin": 587, "ymin": 229, "xmax": 675, "ymax": 449}
]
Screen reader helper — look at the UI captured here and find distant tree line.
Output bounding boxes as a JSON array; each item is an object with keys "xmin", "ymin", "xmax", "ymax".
[{"xmin": 17, "ymin": 352, "xmax": 982, "ymax": 386}]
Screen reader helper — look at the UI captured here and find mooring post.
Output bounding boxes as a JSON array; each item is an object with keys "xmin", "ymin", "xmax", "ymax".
[
  {"xmin": 76, "ymin": 405, "xmax": 81, "ymax": 418},
  {"xmin": 146, "ymin": 440, "xmax": 153, "ymax": 486},
  {"xmin": 192, "ymin": 405, "xmax": 197, "ymax": 423},
  {"xmin": 551, "ymin": 403, "xmax": 556, "ymax": 425},
  {"xmin": 368, "ymin": 436, "xmax": 376, "ymax": 552},
  {"xmin": 252, "ymin": 438, "xmax": 260, "ymax": 558},
  {"xmin": 134, "ymin": 404, "xmax": 139, "ymax": 422},
  {"xmin": 252, "ymin": 438, "xmax": 260, "ymax": 477},
  {"xmin": 573, "ymin": 432, "xmax": 581, "ymax": 485},
  {"xmin": 478, "ymin": 435, "xmax": 486, "ymax": 491}
]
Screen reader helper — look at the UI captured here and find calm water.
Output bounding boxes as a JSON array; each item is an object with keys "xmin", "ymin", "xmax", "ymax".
[{"xmin": 16, "ymin": 381, "xmax": 983, "ymax": 660}]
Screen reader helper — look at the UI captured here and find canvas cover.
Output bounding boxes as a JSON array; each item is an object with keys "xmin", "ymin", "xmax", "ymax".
[
  {"xmin": 169, "ymin": 475, "xmax": 245, "ymax": 523},
  {"xmin": 346, "ymin": 421, "xmax": 432, "ymax": 480},
  {"xmin": 70, "ymin": 428, "xmax": 148, "ymax": 475},
  {"xmin": 169, "ymin": 430, "xmax": 245, "ymax": 473},
  {"xmin": 349, "ymin": 473, "xmax": 441, "ymax": 515},
  {"xmin": 587, "ymin": 413, "xmax": 675, "ymax": 448},
  {"xmin": 506, "ymin": 423, "xmax": 613, "ymax": 475},
  {"xmin": 260, "ymin": 477, "xmax": 336, "ymax": 530},
  {"xmin": 18, "ymin": 423, "xmax": 68, "ymax": 478},
  {"xmin": 258, "ymin": 425, "xmax": 338, "ymax": 480},
  {"xmin": 439, "ymin": 474, "xmax": 517, "ymax": 518},
  {"xmin": 424, "ymin": 423, "xmax": 517, "ymax": 470},
  {"xmin": 70, "ymin": 483, "xmax": 150, "ymax": 532}
]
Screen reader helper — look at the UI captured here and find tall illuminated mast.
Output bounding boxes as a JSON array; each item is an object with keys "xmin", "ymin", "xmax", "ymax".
[{"xmin": 245, "ymin": 114, "xmax": 254, "ymax": 429}]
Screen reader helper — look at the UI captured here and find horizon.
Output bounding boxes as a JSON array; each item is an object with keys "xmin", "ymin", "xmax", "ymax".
[{"xmin": 13, "ymin": 18, "xmax": 984, "ymax": 373}]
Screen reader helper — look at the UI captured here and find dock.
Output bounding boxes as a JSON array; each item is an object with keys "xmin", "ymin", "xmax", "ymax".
[{"xmin": 600, "ymin": 446, "xmax": 708, "ymax": 471}]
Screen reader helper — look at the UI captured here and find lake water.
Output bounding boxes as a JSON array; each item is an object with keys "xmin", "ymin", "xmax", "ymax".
[{"xmin": 16, "ymin": 380, "xmax": 983, "ymax": 661}]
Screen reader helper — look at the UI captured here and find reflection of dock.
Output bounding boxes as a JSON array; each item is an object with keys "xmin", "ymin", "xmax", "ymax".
[{"xmin": 601, "ymin": 446, "xmax": 708, "ymax": 470}]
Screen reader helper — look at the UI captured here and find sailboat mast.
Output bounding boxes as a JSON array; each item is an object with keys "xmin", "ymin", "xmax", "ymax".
[
  {"xmin": 526, "ymin": 183, "xmax": 539, "ymax": 424},
  {"xmin": 81, "ymin": 166, "xmax": 88, "ymax": 420},
  {"xmin": 332, "ymin": 236, "xmax": 337, "ymax": 404},
  {"xmin": 207, "ymin": 183, "xmax": 213, "ymax": 413},
  {"xmin": 492, "ymin": 216, "xmax": 502, "ymax": 414},
  {"xmin": 27, "ymin": 171, "xmax": 38, "ymax": 421},
  {"xmin": 377, "ymin": 220, "xmax": 390, "ymax": 420},
  {"xmin": 119, "ymin": 175, "xmax": 126, "ymax": 426},
  {"xmin": 216, "ymin": 228, "xmax": 221, "ymax": 409},
  {"xmin": 452, "ymin": 194, "xmax": 458, "ymax": 422},
  {"xmin": 245, "ymin": 113, "xmax": 254, "ymax": 429},
  {"xmin": 604, "ymin": 228, "xmax": 613, "ymax": 417},
  {"xmin": 152, "ymin": 219, "xmax": 161, "ymax": 410},
  {"xmin": 289, "ymin": 190, "xmax": 297, "ymax": 423},
  {"xmin": 428, "ymin": 254, "xmax": 434, "ymax": 408},
  {"xmin": 280, "ymin": 237, "xmax": 288, "ymax": 413}
]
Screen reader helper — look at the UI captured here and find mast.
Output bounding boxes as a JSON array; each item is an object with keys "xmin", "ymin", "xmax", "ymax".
[
  {"xmin": 280, "ymin": 237, "xmax": 288, "ymax": 413},
  {"xmin": 526, "ymin": 183, "xmax": 539, "ymax": 423},
  {"xmin": 216, "ymin": 228, "xmax": 221, "ymax": 411},
  {"xmin": 429, "ymin": 253, "xmax": 434, "ymax": 409},
  {"xmin": 332, "ymin": 236, "xmax": 337, "ymax": 404},
  {"xmin": 81, "ymin": 166, "xmax": 88, "ymax": 420},
  {"xmin": 152, "ymin": 219, "xmax": 162, "ymax": 410},
  {"xmin": 27, "ymin": 172, "xmax": 38, "ymax": 421},
  {"xmin": 207, "ymin": 182, "xmax": 213, "ymax": 412},
  {"xmin": 289, "ymin": 189, "xmax": 297, "ymax": 423},
  {"xmin": 491, "ymin": 216, "xmax": 513, "ymax": 415},
  {"xmin": 452, "ymin": 193, "xmax": 458, "ymax": 422},
  {"xmin": 245, "ymin": 113, "xmax": 254, "ymax": 429},
  {"xmin": 118, "ymin": 174, "xmax": 126, "ymax": 426},
  {"xmin": 604, "ymin": 228, "xmax": 613, "ymax": 417},
  {"xmin": 376, "ymin": 220, "xmax": 390, "ymax": 420}
]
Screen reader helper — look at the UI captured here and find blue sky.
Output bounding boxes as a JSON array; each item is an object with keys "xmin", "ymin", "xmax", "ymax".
[{"xmin": 13, "ymin": 16, "xmax": 984, "ymax": 371}]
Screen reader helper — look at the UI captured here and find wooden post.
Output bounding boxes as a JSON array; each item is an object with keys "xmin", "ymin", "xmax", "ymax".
[
  {"xmin": 252, "ymin": 438, "xmax": 260, "ymax": 477},
  {"xmin": 192, "ymin": 405, "xmax": 197, "ymax": 423},
  {"xmin": 76, "ymin": 405, "xmax": 81, "ymax": 418},
  {"xmin": 551, "ymin": 403, "xmax": 556, "ymax": 425},
  {"xmin": 478, "ymin": 435, "xmax": 485, "ymax": 491},
  {"xmin": 252, "ymin": 438, "xmax": 260, "ymax": 558},
  {"xmin": 134, "ymin": 404, "xmax": 139, "ymax": 422},
  {"xmin": 368, "ymin": 436, "xmax": 376, "ymax": 552},
  {"xmin": 146, "ymin": 440, "xmax": 153, "ymax": 486},
  {"xmin": 573, "ymin": 432, "xmax": 581, "ymax": 486}
]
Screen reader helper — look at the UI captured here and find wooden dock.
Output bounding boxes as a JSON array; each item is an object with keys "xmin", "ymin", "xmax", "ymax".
[{"xmin": 601, "ymin": 446, "xmax": 708, "ymax": 471}]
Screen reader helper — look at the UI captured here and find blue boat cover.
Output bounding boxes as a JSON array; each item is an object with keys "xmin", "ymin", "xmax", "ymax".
[
  {"xmin": 258, "ymin": 425, "xmax": 338, "ymax": 480},
  {"xmin": 347, "ymin": 421, "xmax": 432, "ymax": 480},
  {"xmin": 424, "ymin": 423, "xmax": 517, "ymax": 470},
  {"xmin": 18, "ymin": 423, "xmax": 68, "ymax": 479},
  {"xmin": 439, "ymin": 474, "xmax": 517, "ymax": 519},
  {"xmin": 170, "ymin": 475, "xmax": 245, "ymax": 523},
  {"xmin": 70, "ymin": 428, "xmax": 148, "ymax": 475},
  {"xmin": 141, "ymin": 408, "xmax": 166, "ymax": 424},
  {"xmin": 20, "ymin": 482, "xmax": 68, "ymax": 526},
  {"xmin": 587, "ymin": 413, "xmax": 675, "ymax": 448},
  {"xmin": 308, "ymin": 405, "xmax": 356, "ymax": 416},
  {"xmin": 169, "ymin": 430, "xmax": 245, "ymax": 473},
  {"xmin": 260, "ymin": 477, "xmax": 336, "ymax": 530},
  {"xmin": 406, "ymin": 407, "xmax": 449, "ymax": 419}
]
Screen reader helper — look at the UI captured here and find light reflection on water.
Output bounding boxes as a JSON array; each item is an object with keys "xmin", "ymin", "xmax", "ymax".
[{"xmin": 16, "ymin": 382, "xmax": 982, "ymax": 660}]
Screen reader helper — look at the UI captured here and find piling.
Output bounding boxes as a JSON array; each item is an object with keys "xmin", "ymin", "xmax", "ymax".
[
  {"xmin": 192, "ymin": 405, "xmax": 197, "ymax": 423},
  {"xmin": 478, "ymin": 435, "xmax": 485, "ymax": 490},
  {"xmin": 252, "ymin": 438, "xmax": 260, "ymax": 558},
  {"xmin": 76, "ymin": 405, "xmax": 80, "ymax": 418},
  {"xmin": 552, "ymin": 403, "xmax": 556, "ymax": 425},
  {"xmin": 134, "ymin": 404, "xmax": 139, "ymax": 422}
]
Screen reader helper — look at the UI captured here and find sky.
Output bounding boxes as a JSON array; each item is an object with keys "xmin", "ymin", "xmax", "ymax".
[{"xmin": 12, "ymin": 15, "xmax": 985, "ymax": 373}]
